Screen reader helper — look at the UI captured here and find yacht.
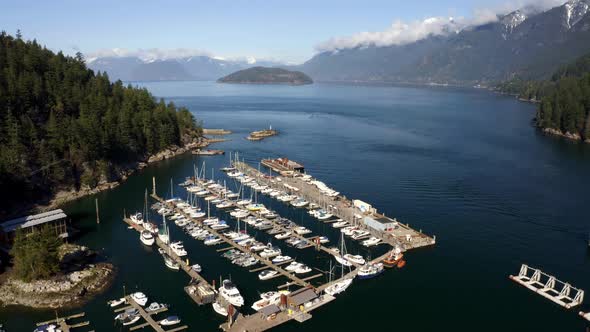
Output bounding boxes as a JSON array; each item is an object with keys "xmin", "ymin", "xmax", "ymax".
[
  {"xmin": 274, "ymin": 231, "xmax": 291, "ymax": 240},
  {"xmin": 294, "ymin": 264, "xmax": 312, "ymax": 274},
  {"xmin": 258, "ymin": 270, "xmax": 278, "ymax": 280},
  {"xmin": 285, "ymin": 261, "xmax": 303, "ymax": 272},
  {"xmin": 219, "ymin": 279, "xmax": 244, "ymax": 307},
  {"xmin": 163, "ymin": 253, "xmax": 180, "ymax": 270},
  {"xmin": 210, "ymin": 221, "xmax": 229, "ymax": 230},
  {"xmin": 146, "ymin": 302, "xmax": 168, "ymax": 312},
  {"xmin": 213, "ymin": 301, "xmax": 228, "ymax": 316},
  {"xmin": 362, "ymin": 237, "xmax": 381, "ymax": 247},
  {"xmin": 130, "ymin": 292, "xmax": 148, "ymax": 306},
  {"xmin": 170, "ymin": 241, "xmax": 188, "ymax": 257},
  {"xmin": 130, "ymin": 212, "xmax": 144, "ymax": 225},
  {"xmin": 204, "ymin": 236, "xmax": 222, "ymax": 246},
  {"xmin": 251, "ymin": 290, "xmax": 290, "ymax": 311},
  {"xmin": 332, "ymin": 221, "xmax": 349, "ymax": 228},
  {"xmin": 140, "ymin": 230, "xmax": 155, "ymax": 246},
  {"xmin": 324, "ymin": 278, "xmax": 353, "ymax": 296},
  {"xmin": 357, "ymin": 263, "xmax": 384, "ymax": 279},
  {"xmin": 271, "ymin": 255, "xmax": 292, "ymax": 264},
  {"xmin": 294, "ymin": 227, "xmax": 312, "ymax": 235},
  {"xmin": 344, "ymin": 254, "xmax": 365, "ymax": 265},
  {"xmin": 159, "ymin": 316, "xmax": 181, "ymax": 326},
  {"xmin": 260, "ymin": 246, "xmax": 281, "ymax": 258}
]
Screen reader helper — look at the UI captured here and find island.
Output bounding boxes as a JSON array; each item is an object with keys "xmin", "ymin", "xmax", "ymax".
[{"xmin": 217, "ymin": 67, "xmax": 313, "ymax": 85}]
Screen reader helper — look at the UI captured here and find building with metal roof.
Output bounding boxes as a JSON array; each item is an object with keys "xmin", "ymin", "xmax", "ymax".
[{"xmin": 0, "ymin": 209, "xmax": 69, "ymax": 246}]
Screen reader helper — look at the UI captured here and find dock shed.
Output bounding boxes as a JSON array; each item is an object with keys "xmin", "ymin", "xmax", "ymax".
[
  {"xmin": 0, "ymin": 209, "xmax": 69, "ymax": 246},
  {"xmin": 287, "ymin": 287, "xmax": 318, "ymax": 309},
  {"xmin": 363, "ymin": 215, "xmax": 398, "ymax": 232},
  {"xmin": 353, "ymin": 199, "xmax": 376, "ymax": 214}
]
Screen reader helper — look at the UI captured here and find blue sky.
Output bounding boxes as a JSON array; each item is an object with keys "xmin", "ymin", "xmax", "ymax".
[{"xmin": 1, "ymin": 0, "xmax": 565, "ymax": 63}]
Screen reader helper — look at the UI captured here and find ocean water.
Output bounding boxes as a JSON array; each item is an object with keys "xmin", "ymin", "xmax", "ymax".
[{"xmin": 2, "ymin": 81, "xmax": 589, "ymax": 331}]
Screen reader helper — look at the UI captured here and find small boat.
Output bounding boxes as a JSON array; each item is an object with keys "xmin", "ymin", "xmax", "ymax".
[
  {"xmin": 271, "ymin": 255, "xmax": 291, "ymax": 264},
  {"xmin": 246, "ymin": 203, "xmax": 265, "ymax": 211},
  {"xmin": 146, "ymin": 302, "xmax": 168, "ymax": 312},
  {"xmin": 250, "ymin": 290, "xmax": 290, "ymax": 311},
  {"xmin": 191, "ymin": 264, "xmax": 202, "ymax": 273},
  {"xmin": 274, "ymin": 231, "xmax": 291, "ymax": 240},
  {"xmin": 121, "ymin": 314, "xmax": 140, "ymax": 326},
  {"xmin": 294, "ymin": 265, "xmax": 312, "ymax": 274},
  {"xmin": 108, "ymin": 297, "xmax": 126, "ymax": 307},
  {"xmin": 130, "ymin": 292, "xmax": 148, "ymax": 306},
  {"xmin": 260, "ymin": 247, "xmax": 281, "ymax": 258},
  {"xmin": 397, "ymin": 259, "xmax": 406, "ymax": 268},
  {"xmin": 213, "ymin": 301, "xmax": 228, "ymax": 316},
  {"xmin": 159, "ymin": 316, "xmax": 181, "ymax": 326},
  {"xmin": 114, "ymin": 308, "xmax": 139, "ymax": 321},
  {"xmin": 140, "ymin": 230, "xmax": 155, "ymax": 246},
  {"xmin": 324, "ymin": 278, "xmax": 353, "ymax": 296},
  {"xmin": 382, "ymin": 248, "xmax": 404, "ymax": 268},
  {"xmin": 163, "ymin": 253, "xmax": 180, "ymax": 270},
  {"xmin": 144, "ymin": 222, "xmax": 159, "ymax": 233},
  {"xmin": 362, "ymin": 237, "xmax": 381, "ymax": 247},
  {"xmin": 332, "ymin": 221, "xmax": 349, "ymax": 228},
  {"xmin": 294, "ymin": 227, "xmax": 312, "ymax": 235},
  {"xmin": 258, "ymin": 270, "xmax": 278, "ymax": 280},
  {"xmin": 170, "ymin": 241, "xmax": 188, "ymax": 257},
  {"xmin": 357, "ymin": 262, "xmax": 384, "ymax": 279},
  {"xmin": 285, "ymin": 261, "xmax": 303, "ymax": 272},
  {"xmin": 318, "ymin": 236, "xmax": 330, "ymax": 244}
]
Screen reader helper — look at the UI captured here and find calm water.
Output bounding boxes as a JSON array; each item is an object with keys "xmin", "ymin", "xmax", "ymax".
[{"xmin": 2, "ymin": 82, "xmax": 590, "ymax": 331}]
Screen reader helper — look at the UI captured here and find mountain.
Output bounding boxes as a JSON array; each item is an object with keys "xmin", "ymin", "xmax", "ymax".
[
  {"xmin": 87, "ymin": 55, "xmax": 284, "ymax": 82},
  {"xmin": 218, "ymin": 67, "xmax": 313, "ymax": 85},
  {"xmin": 299, "ymin": 0, "xmax": 590, "ymax": 85}
]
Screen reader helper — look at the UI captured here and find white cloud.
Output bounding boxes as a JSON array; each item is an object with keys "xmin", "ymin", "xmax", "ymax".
[
  {"xmin": 86, "ymin": 48, "xmax": 213, "ymax": 62},
  {"xmin": 315, "ymin": 0, "xmax": 569, "ymax": 52}
]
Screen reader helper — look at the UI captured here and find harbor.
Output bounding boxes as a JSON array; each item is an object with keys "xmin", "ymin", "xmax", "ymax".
[{"xmin": 34, "ymin": 313, "xmax": 91, "ymax": 332}]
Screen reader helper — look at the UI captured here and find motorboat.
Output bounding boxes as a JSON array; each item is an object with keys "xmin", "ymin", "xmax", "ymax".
[
  {"xmin": 344, "ymin": 254, "xmax": 365, "ymax": 265},
  {"xmin": 140, "ymin": 230, "xmax": 155, "ymax": 246},
  {"xmin": 334, "ymin": 255, "xmax": 353, "ymax": 267},
  {"xmin": 274, "ymin": 231, "xmax": 291, "ymax": 240},
  {"xmin": 324, "ymin": 278, "xmax": 353, "ymax": 296},
  {"xmin": 351, "ymin": 230, "xmax": 370, "ymax": 240},
  {"xmin": 260, "ymin": 246, "xmax": 281, "ymax": 258},
  {"xmin": 130, "ymin": 292, "xmax": 148, "ymax": 306},
  {"xmin": 291, "ymin": 198, "xmax": 309, "ymax": 208},
  {"xmin": 121, "ymin": 314, "xmax": 140, "ymax": 326},
  {"xmin": 246, "ymin": 203, "xmax": 265, "ymax": 211},
  {"xmin": 130, "ymin": 212, "xmax": 144, "ymax": 225},
  {"xmin": 219, "ymin": 279, "xmax": 244, "ymax": 307},
  {"xmin": 146, "ymin": 302, "xmax": 168, "ymax": 312},
  {"xmin": 251, "ymin": 290, "xmax": 290, "ymax": 311},
  {"xmin": 108, "ymin": 297, "xmax": 126, "ymax": 307},
  {"xmin": 318, "ymin": 236, "xmax": 330, "ymax": 244},
  {"xmin": 258, "ymin": 270, "xmax": 278, "ymax": 280},
  {"xmin": 203, "ymin": 217, "xmax": 219, "ymax": 225},
  {"xmin": 204, "ymin": 236, "xmax": 222, "ymax": 246},
  {"xmin": 332, "ymin": 221, "xmax": 349, "ymax": 228},
  {"xmin": 294, "ymin": 227, "xmax": 312, "ymax": 235},
  {"xmin": 357, "ymin": 263, "xmax": 384, "ymax": 279},
  {"xmin": 114, "ymin": 308, "xmax": 139, "ymax": 321},
  {"xmin": 163, "ymin": 253, "xmax": 180, "ymax": 270},
  {"xmin": 210, "ymin": 221, "xmax": 229, "ymax": 230},
  {"xmin": 382, "ymin": 248, "xmax": 404, "ymax": 268},
  {"xmin": 362, "ymin": 237, "xmax": 381, "ymax": 247},
  {"xmin": 285, "ymin": 261, "xmax": 303, "ymax": 272},
  {"xmin": 144, "ymin": 222, "xmax": 159, "ymax": 233},
  {"xmin": 191, "ymin": 264, "xmax": 202, "ymax": 273},
  {"xmin": 294, "ymin": 265, "xmax": 312, "ymax": 274},
  {"xmin": 271, "ymin": 255, "xmax": 291, "ymax": 264},
  {"xmin": 213, "ymin": 301, "xmax": 228, "ymax": 316},
  {"xmin": 170, "ymin": 241, "xmax": 188, "ymax": 257},
  {"xmin": 159, "ymin": 316, "xmax": 181, "ymax": 326}
]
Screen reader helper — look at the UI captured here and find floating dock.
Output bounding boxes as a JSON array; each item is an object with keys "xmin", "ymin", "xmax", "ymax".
[
  {"xmin": 203, "ymin": 129, "xmax": 232, "ymax": 135},
  {"xmin": 509, "ymin": 264, "xmax": 584, "ymax": 309},
  {"xmin": 192, "ymin": 149, "xmax": 225, "ymax": 156},
  {"xmin": 260, "ymin": 158, "xmax": 304, "ymax": 174},
  {"xmin": 35, "ymin": 312, "xmax": 91, "ymax": 332},
  {"xmin": 115, "ymin": 295, "xmax": 188, "ymax": 332}
]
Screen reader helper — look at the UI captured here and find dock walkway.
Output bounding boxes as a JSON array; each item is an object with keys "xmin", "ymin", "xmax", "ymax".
[{"xmin": 35, "ymin": 312, "xmax": 91, "ymax": 332}]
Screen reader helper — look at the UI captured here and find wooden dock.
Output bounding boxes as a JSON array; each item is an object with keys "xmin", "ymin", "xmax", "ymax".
[
  {"xmin": 120, "ymin": 295, "xmax": 188, "ymax": 332},
  {"xmin": 35, "ymin": 312, "xmax": 92, "ymax": 332}
]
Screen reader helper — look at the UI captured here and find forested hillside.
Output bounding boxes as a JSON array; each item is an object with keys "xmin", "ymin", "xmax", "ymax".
[{"xmin": 0, "ymin": 32, "xmax": 200, "ymax": 213}]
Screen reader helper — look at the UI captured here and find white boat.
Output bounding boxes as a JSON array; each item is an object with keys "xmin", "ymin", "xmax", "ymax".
[
  {"xmin": 204, "ymin": 236, "xmax": 222, "ymax": 246},
  {"xmin": 108, "ymin": 297, "xmax": 126, "ymax": 307},
  {"xmin": 204, "ymin": 195, "xmax": 218, "ymax": 201},
  {"xmin": 324, "ymin": 278, "xmax": 353, "ymax": 296},
  {"xmin": 344, "ymin": 254, "xmax": 365, "ymax": 265},
  {"xmin": 140, "ymin": 230, "xmax": 155, "ymax": 246},
  {"xmin": 195, "ymin": 190, "xmax": 209, "ymax": 196},
  {"xmin": 295, "ymin": 265, "xmax": 312, "ymax": 274},
  {"xmin": 357, "ymin": 263, "xmax": 384, "ymax": 279},
  {"xmin": 191, "ymin": 264, "xmax": 202, "ymax": 273},
  {"xmin": 144, "ymin": 222, "xmax": 158, "ymax": 233},
  {"xmin": 258, "ymin": 270, "xmax": 278, "ymax": 280},
  {"xmin": 121, "ymin": 314, "xmax": 140, "ymax": 326},
  {"xmin": 216, "ymin": 201, "xmax": 233, "ymax": 209},
  {"xmin": 170, "ymin": 241, "xmax": 188, "ymax": 257},
  {"xmin": 236, "ymin": 199, "xmax": 252, "ymax": 206},
  {"xmin": 291, "ymin": 199, "xmax": 309, "ymax": 208},
  {"xmin": 316, "ymin": 212, "xmax": 333, "ymax": 221},
  {"xmin": 335, "ymin": 255, "xmax": 353, "ymax": 266},
  {"xmin": 318, "ymin": 236, "xmax": 330, "ymax": 244},
  {"xmin": 163, "ymin": 253, "xmax": 180, "ymax": 270},
  {"xmin": 213, "ymin": 301, "xmax": 228, "ymax": 316},
  {"xmin": 332, "ymin": 221, "xmax": 348, "ymax": 228},
  {"xmin": 146, "ymin": 302, "xmax": 168, "ymax": 312},
  {"xmin": 260, "ymin": 247, "xmax": 281, "ymax": 258},
  {"xmin": 219, "ymin": 279, "xmax": 244, "ymax": 307},
  {"xmin": 250, "ymin": 290, "xmax": 290, "ymax": 311},
  {"xmin": 210, "ymin": 221, "xmax": 229, "ymax": 230},
  {"xmin": 246, "ymin": 203, "xmax": 265, "ymax": 211},
  {"xmin": 274, "ymin": 231, "xmax": 291, "ymax": 240},
  {"xmin": 203, "ymin": 217, "xmax": 219, "ymax": 225},
  {"xmin": 130, "ymin": 212, "xmax": 144, "ymax": 225},
  {"xmin": 351, "ymin": 230, "xmax": 370, "ymax": 240},
  {"xmin": 285, "ymin": 261, "xmax": 303, "ymax": 272},
  {"xmin": 130, "ymin": 292, "xmax": 148, "ymax": 306},
  {"xmin": 159, "ymin": 316, "xmax": 181, "ymax": 326},
  {"xmin": 362, "ymin": 237, "xmax": 381, "ymax": 247},
  {"xmin": 294, "ymin": 227, "xmax": 312, "ymax": 235},
  {"xmin": 230, "ymin": 209, "xmax": 249, "ymax": 219},
  {"xmin": 271, "ymin": 255, "xmax": 291, "ymax": 264}
]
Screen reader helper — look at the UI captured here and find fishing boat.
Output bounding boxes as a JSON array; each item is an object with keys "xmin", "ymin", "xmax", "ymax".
[
  {"xmin": 258, "ymin": 270, "xmax": 278, "ymax": 280},
  {"xmin": 159, "ymin": 316, "xmax": 181, "ymax": 326},
  {"xmin": 219, "ymin": 279, "xmax": 244, "ymax": 307},
  {"xmin": 357, "ymin": 263, "xmax": 384, "ymax": 279},
  {"xmin": 108, "ymin": 297, "xmax": 126, "ymax": 307},
  {"xmin": 344, "ymin": 254, "xmax": 365, "ymax": 265},
  {"xmin": 130, "ymin": 292, "xmax": 148, "ymax": 306},
  {"xmin": 213, "ymin": 301, "xmax": 228, "ymax": 316},
  {"xmin": 140, "ymin": 230, "xmax": 155, "ymax": 246},
  {"xmin": 271, "ymin": 255, "xmax": 291, "ymax": 264},
  {"xmin": 382, "ymin": 247, "xmax": 404, "ymax": 268}
]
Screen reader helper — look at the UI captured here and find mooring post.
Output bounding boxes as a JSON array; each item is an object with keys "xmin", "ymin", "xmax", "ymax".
[{"xmin": 95, "ymin": 198, "xmax": 100, "ymax": 224}]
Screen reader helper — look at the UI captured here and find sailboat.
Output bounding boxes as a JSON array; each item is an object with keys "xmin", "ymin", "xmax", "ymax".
[
  {"xmin": 158, "ymin": 215, "xmax": 170, "ymax": 244},
  {"xmin": 324, "ymin": 259, "xmax": 353, "ymax": 296},
  {"xmin": 333, "ymin": 232, "xmax": 353, "ymax": 267}
]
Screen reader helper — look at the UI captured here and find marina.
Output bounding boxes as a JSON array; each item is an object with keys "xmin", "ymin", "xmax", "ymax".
[
  {"xmin": 34, "ymin": 313, "xmax": 91, "ymax": 332},
  {"xmin": 112, "ymin": 295, "xmax": 188, "ymax": 332}
]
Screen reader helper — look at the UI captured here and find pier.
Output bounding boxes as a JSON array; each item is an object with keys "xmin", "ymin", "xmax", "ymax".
[
  {"xmin": 114, "ymin": 296, "xmax": 188, "ymax": 332},
  {"xmin": 509, "ymin": 264, "xmax": 585, "ymax": 309},
  {"xmin": 35, "ymin": 312, "xmax": 92, "ymax": 332}
]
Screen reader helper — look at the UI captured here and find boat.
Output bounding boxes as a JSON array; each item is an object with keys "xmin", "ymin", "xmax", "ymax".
[
  {"xmin": 146, "ymin": 302, "xmax": 168, "ymax": 312},
  {"xmin": 203, "ymin": 217, "xmax": 219, "ymax": 225},
  {"xmin": 191, "ymin": 264, "xmax": 202, "ymax": 273},
  {"xmin": 121, "ymin": 314, "xmax": 140, "ymax": 326},
  {"xmin": 334, "ymin": 255, "xmax": 353, "ymax": 267},
  {"xmin": 140, "ymin": 230, "xmax": 155, "ymax": 246},
  {"xmin": 108, "ymin": 297, "xmax": 126, "ymax": 307},
  {"xmin": 397, "ymin": 260, "xmax": 406, "ymax": 268},
  {"xmin": 295, "ymin": 264, "xmax": 312, "ymax": 274},
  {"xmin": 250, "ymin": 290, "xmax": 290, "ymax": 311},
  {"xmin": 159, "ymin": 316, "xmax": 181, "ymax": 326},
  {"xmin": 382, "ymin": 248, "xmax": 404, "ymax": 268},
  {"xmin": 34, "ymin": 324, "xmax": 62, "ymax": 332},
  {"xmin": 351, "ymin": 230, "xmax": 370, "ymax": 240},
  {"xmin": 204, "ymin": 236, "xmax": 222, "ymax": 246},
  {"xmin": 130, "ymin": 212, "xmax": 144, "ymax": 225},
  {"xmin": 163, "ymin": 253, "xmax": 180, "ymax": 270},
  {"xmin": 344, "ymin": 254, "xmax": 365, "ymax": 265},
  {"xmin": 158, "ymin": 215, "xmax": 170, "ymax": 244},
  {"xmin": 144, "ymin": 222, "xmax": 159, "ymax": 233},
  {"xmin": 213, "ymin": 301, "xmax": 228, "ymax": 316},
  {"xmin": 294, "ymin": 227, "xmax": 312, "ymax": 235},
  {"xmin": 362, "ymin": 237, "xmax": 381, "ymax": 247},
  {"xmin": 316, "ymin": 212, "xmax": 333, "ymax": 221},
  {"xmin": 324, "ymin": 278, "xmax": 353, "ymax": 296},
  {"xmin": 318, "ymin": 236, "xmax": 330, "ymax": 244},
  {"xmin": 211, "ymin": 221, "xmax": 230, "ymax": 230},
  {"xmin": 332, "ymin": 221, "xmax": 348, "ymax": 228},
  {"xmin": 114, "ymin": 308, "xmax": 139, "ymax": 321},
  {"xmin": 260, "ymin": 246, "xmax": 281, "ymax": 258},
  {"xmin": 334, "ymin": 232, "xmax": 353, "ymax": 267},
  {"xmin": 285, "ymin": 261, "xmax": 303, "ymax": 272},
  {"xmin": 274, "ymin": 231, "xmax": 291, "ymax": 240},
  {"xmin": 130, "ymin": 292, "xmax": 148, "ymax": 306},
  {"xmin": 219, "ymin": 279, "xmax": 244, "ymax": 307},
  {"xmin": 170, "ymin": 241, "xmax": 188, "ymax": 257},
  {"xmin": 258, "ymin": 270, "xmax": 278, "ymax": 280},
  {"xmin": 291, "ymin": 198, "xmax": 309, "ymax": 208},
  {"xmin": 246, "ymin": 203, "xmax": 264, "ymax": 211},
  {"xmin": 357, "ymin": 263, "xmax": 384, "ymax": 279},
  {"xmin": 271, "ymin": 255, "xmax": 291, "ymax": 264}
]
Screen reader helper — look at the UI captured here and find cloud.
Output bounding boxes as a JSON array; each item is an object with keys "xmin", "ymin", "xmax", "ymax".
[
  {"xmin": 86, "ymin": 48, "xmax": 213, "ymax": 63},
  {"xmin": 315, "ymin": 0, "xmax": 569, "ymax": 52}
]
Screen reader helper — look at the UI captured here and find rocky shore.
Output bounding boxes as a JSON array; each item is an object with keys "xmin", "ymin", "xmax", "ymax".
[
  {"xmin": 542, "ymin": 127, "xmax": 590, "ymax": 143},
  {"xmin": 0, "ymin": 245, "xmax": 115, "ymax": 309}
]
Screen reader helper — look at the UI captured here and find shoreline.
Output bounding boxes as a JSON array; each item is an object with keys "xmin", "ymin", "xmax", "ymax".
[{"xmin": 541, "ymin": 127, "xmax": 590, "ymax": 143}]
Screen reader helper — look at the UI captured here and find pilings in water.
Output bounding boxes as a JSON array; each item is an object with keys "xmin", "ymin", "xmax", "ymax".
[{"xmin": 509, "ymin": 264, "xmax": 584, "ymax": 309}]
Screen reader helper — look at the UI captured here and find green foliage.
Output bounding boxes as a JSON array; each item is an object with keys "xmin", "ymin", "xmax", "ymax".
[
  {"xmin": 10, "ymin": 225, "xmax": 61, "ymax": 282},
  {"xmin": 0, "ymin": 32, "xmax": 201, "ymax": 211}
]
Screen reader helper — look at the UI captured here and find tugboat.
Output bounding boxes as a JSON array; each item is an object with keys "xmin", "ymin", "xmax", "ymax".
[{"xmin": 382, "ymin": 247, "xmax": 404, "ymax": 268}]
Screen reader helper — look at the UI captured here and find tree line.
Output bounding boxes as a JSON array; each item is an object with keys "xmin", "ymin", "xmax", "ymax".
[
  {"xmin": 0, "ymin": 32, "xmax": 201, "ymax": 213},
  {"xmin": 495, "ymin": 52, "xmax": 590, "ymax": 139}
]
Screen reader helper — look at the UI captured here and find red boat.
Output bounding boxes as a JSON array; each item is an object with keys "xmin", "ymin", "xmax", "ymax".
[{"xmin": 382, "ymin": 248, "xmax": 404, "ymax": 268}]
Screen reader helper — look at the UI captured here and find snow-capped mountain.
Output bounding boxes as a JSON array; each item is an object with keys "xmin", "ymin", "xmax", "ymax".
[
  {"xmin": 87, "ymin": 55, "xmax": 285, "ymax": 82},
  {"xmin": 564, "ymin": 0, "xmax": 590, "ymax": 28}
]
